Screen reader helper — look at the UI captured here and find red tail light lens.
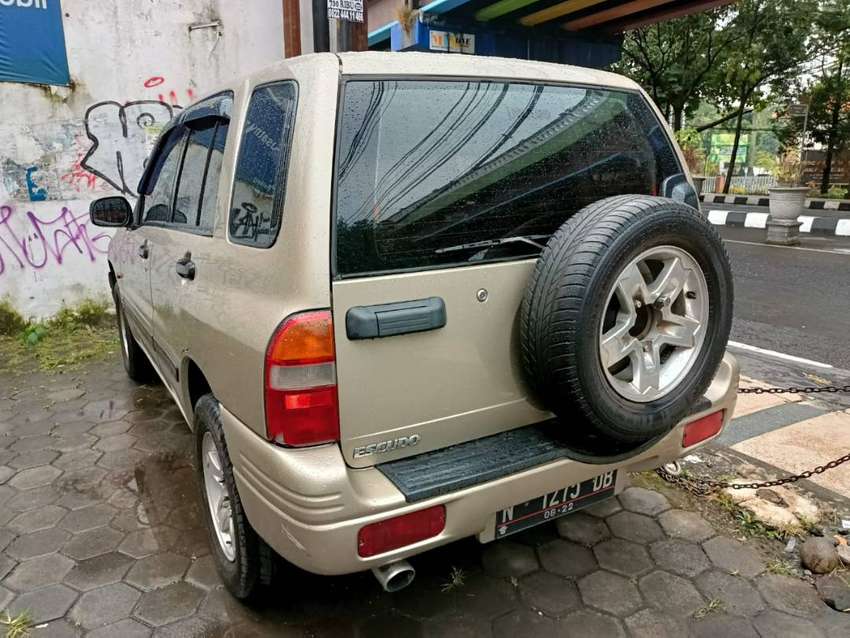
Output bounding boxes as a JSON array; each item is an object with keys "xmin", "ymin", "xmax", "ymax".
[
  {"xmin": 682, "ymin": 411, "xmax": 724, "ymax": 447},
  {"xmin": 265, "ymin": 310, "xmax": 339, "ymax": 446},
  {"xmin": 358, "ymin": 505, "xmax": 446, "ymax": 558}
]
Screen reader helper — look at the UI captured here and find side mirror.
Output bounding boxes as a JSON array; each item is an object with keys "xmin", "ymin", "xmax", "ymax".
[{"xmin": 90, "ymin": 196, "xmax": 132, "ymax": 227}]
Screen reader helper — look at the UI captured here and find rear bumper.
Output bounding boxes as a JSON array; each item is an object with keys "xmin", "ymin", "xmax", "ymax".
[{"xmin": 221, "ymin": 352, "xmax": 739, "ymax": 575}]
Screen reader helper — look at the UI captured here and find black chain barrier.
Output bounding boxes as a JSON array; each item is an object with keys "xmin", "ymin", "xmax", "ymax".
[{"xmin": 656, "ymin": 384, "xmax": 850, "ymax": 496}]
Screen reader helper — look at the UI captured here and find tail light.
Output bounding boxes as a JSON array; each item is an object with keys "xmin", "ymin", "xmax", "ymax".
[
  {"xmin": 264, "ymin": 310, "xmax": 339, "ymax": 446},
  {"xmin": 682, "ymin": 411, "xmax": 724, "ymax": 447},
  {"xmin": 358, "ymin": 506, "xmax": 446, "ymax": 557}
]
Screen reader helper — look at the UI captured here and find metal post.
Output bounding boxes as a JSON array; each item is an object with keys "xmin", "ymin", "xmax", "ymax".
[
  {"xmin": 798, "ymin": 103, "xmax": 809, "ymax": 186},
  {"xmin": 312, "ymin": 0, "xmax": 330, "ymax": 52}
]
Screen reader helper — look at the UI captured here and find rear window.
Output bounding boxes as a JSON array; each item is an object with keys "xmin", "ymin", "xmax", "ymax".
[{"xmin": 334, "ymin": 80, "xmax": 680, "ymax": 277}]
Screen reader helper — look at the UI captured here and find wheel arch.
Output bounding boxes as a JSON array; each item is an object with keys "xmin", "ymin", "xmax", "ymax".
[{"xmin": 183, "ymin": 357, "xmax": 214, "ymax": 420}]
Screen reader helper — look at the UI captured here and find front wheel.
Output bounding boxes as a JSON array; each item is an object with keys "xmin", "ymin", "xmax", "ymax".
[{"xmin": 113, "ymin": 288, "xmax": 154, "ymax": 384}]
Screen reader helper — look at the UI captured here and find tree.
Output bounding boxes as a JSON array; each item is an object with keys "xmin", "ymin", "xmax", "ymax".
[
  {"xmin": 807, "ymin": 58, "xmax": 850, "ymax": 192},
  {"xmin": 617, "ymin": 10, "xmax": 739, "ymax": 131},
  {"xmin": 712, "ymin": 0, "xmax": 817, "ymax": 192}
]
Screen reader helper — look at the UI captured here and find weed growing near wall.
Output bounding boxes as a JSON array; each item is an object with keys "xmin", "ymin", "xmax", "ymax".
[{"xmin": 0, "ymin": 299, "xmax": 118, "ymax": 374}]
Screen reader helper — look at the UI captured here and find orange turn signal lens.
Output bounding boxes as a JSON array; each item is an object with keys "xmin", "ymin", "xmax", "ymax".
[{"xmin": 267, "ymin": 310, "xmax": 335, "ymax": 366}]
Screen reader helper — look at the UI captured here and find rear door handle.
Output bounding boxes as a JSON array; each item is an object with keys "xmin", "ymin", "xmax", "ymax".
[
  {"xmin": 176, "ymin": 252, "xmax": 195, "ymax": 280},
  {"xmin": 346, "ymin": 297, "xmax": 446, "ymax": 340},
  {"xmin": 138, "ymin": 241, "xmax": 149, "ymax": 259}
]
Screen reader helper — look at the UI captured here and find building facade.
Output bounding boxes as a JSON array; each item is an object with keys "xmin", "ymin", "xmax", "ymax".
[{"xmin": 0, "ymin": 0, "xmax": 285, "ymax": 318}]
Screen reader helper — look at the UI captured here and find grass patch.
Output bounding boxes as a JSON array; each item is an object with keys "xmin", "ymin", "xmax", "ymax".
[
  {"xmin": 1, "ymin": 610, "xmax": 32, "ymax": 638},
  {"xmin": 0, "ymin": 299, "xmax": 118, "ymax": 374},
  {"xmin": 693, "ymin": 598, "xmax": 724, "ymax": 619},
  {"xmin": 766, "ymin": 559, "xmax": 796, "ymax": 576},
  {"xmin": 441, "ymin": 566, "xmax": 466, "ymax": 592},
  {"xmin": 0, "ymin": 300, "xmax": 26, "ymax": 336}
]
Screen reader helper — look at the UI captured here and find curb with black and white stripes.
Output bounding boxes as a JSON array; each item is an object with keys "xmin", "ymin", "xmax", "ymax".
[
  {"xmin": 707, "ymin": 209, "xmax": 850, "ymax": 236},
  {"xmin": 700, "ymin": 193, "xmax": 850, "ymax": 211}
]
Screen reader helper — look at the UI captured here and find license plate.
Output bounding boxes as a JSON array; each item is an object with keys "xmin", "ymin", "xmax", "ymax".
[{"xmin": 495, "ymin": 471, "xmax": 617, "ymax": 538}]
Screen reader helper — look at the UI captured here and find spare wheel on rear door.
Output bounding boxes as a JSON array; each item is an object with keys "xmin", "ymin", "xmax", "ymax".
[{"xmin": 520, "ymin": 195, "xmax": 733, "ymax": 444}]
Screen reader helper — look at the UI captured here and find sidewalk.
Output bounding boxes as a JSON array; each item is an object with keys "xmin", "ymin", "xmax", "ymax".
[{"xmin": 1, "ymin": 357, "xmax": 849, "ymax": 637}]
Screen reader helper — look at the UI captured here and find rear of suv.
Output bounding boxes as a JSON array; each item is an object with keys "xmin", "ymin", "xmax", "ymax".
[{"xmin": 91, "ymin": 52, "xmax": 738, "ymax": 599}]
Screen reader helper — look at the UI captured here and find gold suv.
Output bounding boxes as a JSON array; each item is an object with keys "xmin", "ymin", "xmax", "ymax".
[{"xmin": 90, "ymin": 52, "xmax": 738, "ymax": 599}]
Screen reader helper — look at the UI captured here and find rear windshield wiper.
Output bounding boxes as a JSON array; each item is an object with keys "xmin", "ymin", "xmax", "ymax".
[{"xmin": 434, "ymin": 234, "xmax": 550, "ymax": 255}]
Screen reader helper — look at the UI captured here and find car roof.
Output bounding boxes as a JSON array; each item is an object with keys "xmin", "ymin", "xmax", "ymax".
[
  {"xmin": 238, "ymin": 51, "xmax": 640, "ymax": 93},
  {"xmin": 335, "ymin": 51, "xmax": 639, "ymax": 91}
]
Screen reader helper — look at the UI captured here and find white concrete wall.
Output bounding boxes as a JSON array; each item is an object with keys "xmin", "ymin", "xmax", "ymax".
[{"xmin": 0, "ymin": 0, "xmax": 284, "ymax": 319}]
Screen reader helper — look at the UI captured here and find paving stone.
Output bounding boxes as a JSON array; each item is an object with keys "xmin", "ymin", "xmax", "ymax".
[
  {"xmin": 814, "ymin": 607, "xmax": 850, "ymax": 637},
  {"xmin": 556, "ymin": 512, "xmax": 610, "ymax": 547},
  {"xmin": 689, "ymin": 614, "xmax": 759, "ymax": 638},
  {"xmin": 444, "ymin": 572, "xmax": 518, "ymax": 620},
  {"xmin": 61, "ymin": 526, "xmax": 125, "ymax": 561},
  {"xmin": 118, "ymin": 527, "xmax": 179, "ymax": 558},
  {"xmin": 695, "ymin": 570, "xmax": 765, "ymax": 617},
  {"xmin": 197, "ymin": 586, "xmax": 262, "ymax": 625},
  {"xmin": 125, "ymin": 551, "xmax": 189, "ymax": 591},
  {"xmin": 6, "ymin": 583, "xmax": 78, "ymax": 623},
  {"xmin": 607, "ymin": 511, "xmax": 664, "ymax": 544},
  {"xmin": 578, "ymin": 571, "xmax": 642, "ymax": 617},
  {"xmin": 8, "ymin": 505, "xmax": 67, "ymax": 534},
  {"xmin": 649, "ymin": 539, "xmax": 711, "ymax": 578},
  {"xmin": 8, "ymin": 465, "xmax": 61, "ymax": 490},
  {"xmin": 492, "ymin": 609, "xmax": 556, "ymax": 638},
  {"xmin": 511, "ymin": 521, "xmax": 559, "ymax": 548},
  {"xmin": 184, "ymin": 555, "xmax": 221, "ymax": 591},
  {"xmin": 53, "ymin": 449, "xmax": 103, "ymax": 471},
  {"xmin": 619, "ymin": 487, "xmax": 671, "ymax": 516},
  {"xmin": 47, "ymin": 388, "xmax": 86, "ymax": 402},
  {"xmin": 8, "ymin": 449, "xmax": 59, "ymax": 470},
  {"xmin": 756, "ymin": 574, "xmax": 828, "ymax": 618},
  {"xmin": 0, "ymin": 528, "xmax": 14, "ymax": 552},
  {"xmin": 134, "ymin": 581, "xmax": 205, "ymax": 626},
  {"xmin": 593, "ymin": 538, "xmax": 653, "ymax": 577},
  {"xmin": 538, "ymin": 540, "xmax": 597, "ymax": 578},
  {"xmin": 59, "ymin": 503, "xmax": 116, "ymax": 533},
  {"xmin": 519, "ymin": 570, "xmax": 581, "ymax": 616},
  {"xmin": 625, "ymin": 608, "xmax": 687, "ymax": 638},
  {"xmin": 752, "ymin": 610, "xmax": 826, "ymax": 637},
  {"xmin": 0, "ymin": 554, "xmax": 16, "ymax": 580},
  {"xmin": 65, "ymin": 551, "xmax": 134, "ymax": 591},
  {"xmin": 82, "ymin": 400, "xmax": 131, "ymax": 423},
  {"xmin": 88, "ymin": 618, "xmax": 152, "ymax": 638},
  {"xmin": 583, "ymin": 497, "xmax": 622, "ymax": 519},
  {"xmin": 94, "ymin": 433, "xmax": 137, "ymax": 452},
  {"xmin": 4, "ymin": 552, "xmax": 74, "ymax": 592},
  {"xmin": 639, "ymin": 570, "xmax": 705, "ymax": 617},
  {"xmin": 701, "ymin": 536, "xmax": 765, "ymax": 578},
  {"xmin": 155, "ymin": 616, "xmax": 230, "ymax": 638},
  {"xmin": 359, "ymin": 613, "xmax": 424, "ymax": 638},
  {"xmin": 89, "ymin": 421, "xmax": 133, "ymax": 438},
  {"xmin": 5, "ymin": 485, "xmax": 61, "ymax": 512},
  {"xmin": 481, "ymin": 541, "xmax": 539, "ymax": 578},
  {"xmin": 0, "ymin": 585, "xmax": 13, "ymax": 610},
  {"xmin": 6, "ymin": 526, "xmax": 71, "ymax": 560},
  {"xmin": 69, "ymin": 582, "xmax": 142, "ymax": 630},
  {"xmin": 557, "ymin": 610, "xmax": 626, "ymax": 638},
  {"xmin": 0, "ymin": 465, "xmax": 14, "ymax": 484},
  {"xmin": 658, "ymin": 510, "xmax": 715, "ymax": 542}
]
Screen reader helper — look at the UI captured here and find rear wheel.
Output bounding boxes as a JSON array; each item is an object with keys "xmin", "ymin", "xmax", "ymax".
[
  {"xmin": 194, "ymin": 394, "xmax": 272, "ymax": 601},
  {"xmin": 113, "ymin": 288, "xmax": 154, "ymax": 384},
  {"xmin": 520, "ymin": 195, "xmax": 733, "ymax": 444}
]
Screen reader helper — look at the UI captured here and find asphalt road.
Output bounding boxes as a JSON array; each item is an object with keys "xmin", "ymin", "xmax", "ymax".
[{"xmin": 718, "ymin": 225, "xmax": 850, "ymax": 370}]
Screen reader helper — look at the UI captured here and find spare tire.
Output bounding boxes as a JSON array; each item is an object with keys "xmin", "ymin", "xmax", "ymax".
[{"xmin": 520, "ymin": 195, "xmax": 733, "ymax": 444}]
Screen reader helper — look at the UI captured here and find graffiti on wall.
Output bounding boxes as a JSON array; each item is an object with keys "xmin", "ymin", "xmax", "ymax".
[
  {"xmin": 0, "ymin": 204, "xmax": 111, "ymax": 277},
  {"xmin": 81, "ymin": 100, "xmax": 178, "ymax": 196}
]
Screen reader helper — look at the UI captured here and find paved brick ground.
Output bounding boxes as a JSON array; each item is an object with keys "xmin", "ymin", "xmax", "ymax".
[{"xmin": 1, "ymin": 358, "xmax": 849, "ymax": 637}]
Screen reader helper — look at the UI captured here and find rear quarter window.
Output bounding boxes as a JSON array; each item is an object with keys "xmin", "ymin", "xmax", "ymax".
[
  {"xmin": 334, "ymin": 80, "xmax": 681, "ymax": 277},
  {"xmin": 229, "ymin": 82, "xmax": 297, "ymax": 248}
]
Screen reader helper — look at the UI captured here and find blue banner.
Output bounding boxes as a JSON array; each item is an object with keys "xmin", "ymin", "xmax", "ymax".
[{"xmin": 0, "ymin": 0, "xmax": 70, "ymax": 86}]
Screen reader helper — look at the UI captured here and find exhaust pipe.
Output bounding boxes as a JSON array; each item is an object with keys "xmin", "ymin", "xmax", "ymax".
[{"xmin": 372, "ymin": 560, "xmax": 416, "ymax": 592}]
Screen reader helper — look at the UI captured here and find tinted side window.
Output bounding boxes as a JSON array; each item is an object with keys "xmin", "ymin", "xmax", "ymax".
[
  {"xmin": 174, "ymin": 124, "xmax": 216, "ymax": 227},
  {"xmin": 199, "ymin": 122, "xmax": 228, "ymax": 232},
  {"xmin": 143, "ymin": 130, "xmax": 186, "ymax": 224},
  {"xmin": 334, "ymin": 80, "xmax": 681, "ymax": 277},
  {"xmin": 229, "ymin": 82, "xmax": 297, "ymax": 248}
]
